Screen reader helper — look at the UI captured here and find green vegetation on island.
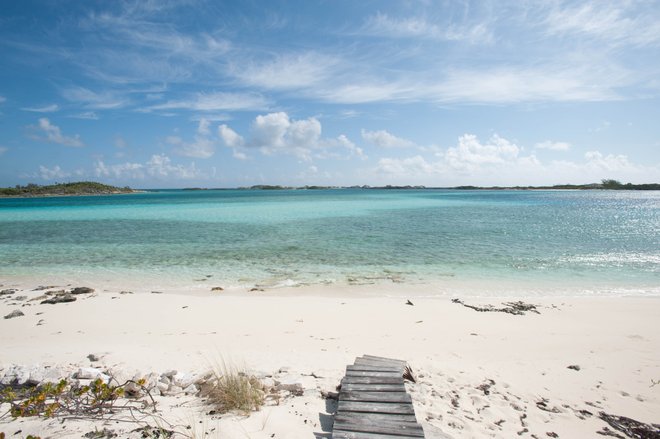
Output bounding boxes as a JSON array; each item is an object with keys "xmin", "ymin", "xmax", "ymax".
[{"xmin": 0, "ymin": 182, "xmax": 136, "ymax": 197}]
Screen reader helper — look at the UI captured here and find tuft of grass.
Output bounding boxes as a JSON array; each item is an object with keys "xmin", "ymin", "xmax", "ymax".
[{"xmin": 202, "ymin": 361, "xmax": 266, "ymax": 415}]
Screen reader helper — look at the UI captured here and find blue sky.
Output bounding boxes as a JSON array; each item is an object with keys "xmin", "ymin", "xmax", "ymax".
[{"xmin": 1, "ymin": 0, "xmax": 659, "ymax": 188}]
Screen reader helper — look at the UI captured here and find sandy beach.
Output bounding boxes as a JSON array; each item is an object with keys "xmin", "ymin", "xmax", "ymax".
[{"xmin": 1, "ymin": 282, "xmax": 659, "ymax": 438}]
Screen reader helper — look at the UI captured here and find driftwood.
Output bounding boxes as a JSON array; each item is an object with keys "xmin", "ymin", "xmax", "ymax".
[
  {"xmin": 451, "ymin": 298, "xmax": 540, "ymax": 315},
  {"xmin": 598, "ymin": 412, "xmax": 660, "ymax": 439}
]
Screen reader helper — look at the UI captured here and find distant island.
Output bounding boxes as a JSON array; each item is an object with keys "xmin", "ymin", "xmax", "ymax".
[
  {"xmin": 238, "ymin": 180, "xmax": 660, "ymax": 191},
  {"xmin": 0, "ymin": 182, "xmax": 136, "ymax": 198}
]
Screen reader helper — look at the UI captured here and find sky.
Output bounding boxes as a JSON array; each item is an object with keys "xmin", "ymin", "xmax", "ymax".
[{"xmin": 1, "ymin": 0, "xmax": 659, "ymax": 188}]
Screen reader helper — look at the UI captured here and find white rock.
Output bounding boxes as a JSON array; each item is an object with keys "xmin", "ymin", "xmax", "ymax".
[
  {"xmin": 274, "ymin": 374, "xmax": 304, "ymax": 394},
  {"xmin": 1, "ymin": 365, "xmax": 30, "ymax": 385},
  {"xmin": 162, "ymin": 369, "xmax": 177, "ymax": 378},
  {"xmin": 278, "ymin": 366, "xmax": 292, "ymax": 374},
  {"xmin": 156, "ymin": 381, "xmax": 169, "ymax": 393},
  {"xmin": 76, "ymin": 367, "xmax": 110, "ymax": 382},
  {"xmin": 42, "ymin": 366, "xmax": 68, "ymax": 383},
  {"xmin": 158, "ymin": 375, "xmax": 171, "ymax": 385},
  {"xmin": 183, "ymin": 384, "xmax": 199, "ymax": 395},
  {"xmin": 173, "ymin": 371, "xmax": 194, "ymax": 388},
  {"xmin": 27, "ymin": 365, "xmax": 46, "ymax": 385},
  {"xmin": 261, "ymin": 377, "xmax": 276, "ymax": 388}
]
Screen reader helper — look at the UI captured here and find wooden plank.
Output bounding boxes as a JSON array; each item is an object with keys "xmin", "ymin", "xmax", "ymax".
[
  {"xmin": 347, "ymin": 364, "xmax": 403, "ymax": 373},
  {"xmin": 340, "ymin": 383, "xmax": 406, "ymax": 393},
  {"xmin": 333, "ymin": 418, "xmax": 424, "ymax": 437},
  {"xmin": 333, "ymin": 430, "xmax": 420, "ymax": 439},
  {"xmin": 361, "ymin": 355, "xmax": 407, "ymax": 366},
  {"xmin": 342, "ymin": 376, "xmax": 403, "ymax": 385},
  {"xmin": 346, "ymin": 370, "xmax": 403, "ymax": 378},
  {"xmin": 354, "ymin": 358, "xmax": 405, "ymax": 370},
  {"xmin": 334, "ymin": 412, "xmax": 418, "ymax": 424},
  {"xmin": 337, "ymin": 401, "xmax": 415, "ymax": 415},
  {"xmin": 339, "ymin": 391, "xmax": 412, "ymax": 403}
]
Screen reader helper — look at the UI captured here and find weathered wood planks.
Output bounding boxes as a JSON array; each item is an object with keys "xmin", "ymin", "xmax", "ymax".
[{"xmin": 332, "ymin": 355, "xmax": 425, "ymax": 439}]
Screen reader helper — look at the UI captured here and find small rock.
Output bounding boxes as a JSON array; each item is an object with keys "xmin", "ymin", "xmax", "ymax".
[
  {"xmin": 1, "ymin": 365, "xmax": 30, "ymax": 385},
  {"xmin": 405, "ymin": 299, "xmax": 414, "ymax": 306},
  {"xmin": 162, "ymin": 369, "xmax": 178, "ymax": 378},
  {"xmin": 33, "ymin": 285, "xmax": 57, "ymax": 291},
  {"xmin": 183, "ymin": 383, "xmax": 199, "ymax": 395},
  {"xmin": 87, "ymin": 353, "xmax": 100, "ymax": 362},
  {"xmin": 41, "ymin": 293, "xmax": 76, "ymax": 304},
  {"xmin": 156, "ymin": 381, "xmax": 169, "ymax": 393},
  {"xmin": 173, "ymin": 371, "xmax": 195, "ymax": 388},
  {"xmin": 119, "ymin": 291, "xmax": 133, "ymax": 295},
  {"xmin": 76, "ymin": 367, "xmax": 110, "ymax": 382},
  {"xmin": 567, "ymin": 365, "xmax": 581, "ymax": 371},
  {"xmin": 14, "ymin": 296, "xmax": 27, "ymax": 301},
  {"xmin": 0, "ymin": 289, "xmax": 17, "ymax": 296},
  {"xmin": 4, "ymin": 310, "xmax": 25, "ymax": 319},
  {"xmin": 151, "ymin": 291, "xmax": 163, "ymax": 294},
  {"xmin": 71, "ymin": 287, "xmax": 95, "ymax": 295},
  {"xmin": 211, "ymin": 286, "xmax": 224, "ymax": 291},
  {"xmin": 274, "ymin": 375, "xmax": 304, "ymax": 395}
]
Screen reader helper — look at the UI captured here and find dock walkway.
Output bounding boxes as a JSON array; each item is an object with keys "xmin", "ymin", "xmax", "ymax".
[{"xmin": 332, "ymin": 355, "xmax": 425, "ymax": 438}]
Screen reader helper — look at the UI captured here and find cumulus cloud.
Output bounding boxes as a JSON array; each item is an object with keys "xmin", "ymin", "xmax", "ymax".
[
  {"xmin": 583, "ymin": 151, "xmax": 636, "ymax": 172},
  {"xmin": 535, "ymin": 140, "xmax": 571, "ymax": 151},
  {"xmin": 361, "ymin": 129, "xmax": 416, "ymax": 148},
  {"xmin": 377, "ymin": 155, "xmax": 438, "ymax": 176},
  {"xmin": 168, "ymin": 118, "xmax": 216, "ymax": 158},
  {"xmin": 31, "ymin": 118, "xmax": 84, "ymax": 147},
  {"xmin": 39, "ymin": 165, "xmax": 70, "ymax": 180},
  {"xmin": 94, "ymin": 154, "xmax": 200, "ymax": 180},
  {"xmin": 445, "ymin": 134, "xmax": 520, "ymax": 171},
  {"xmin": 219, "ymin": 112, "xmax": 359, "ymax": 162}
]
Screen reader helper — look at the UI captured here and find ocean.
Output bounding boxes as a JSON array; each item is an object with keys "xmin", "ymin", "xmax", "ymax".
[{"xmin": 1, "ymin": 189, "xmax": 658, "ymax": 296}]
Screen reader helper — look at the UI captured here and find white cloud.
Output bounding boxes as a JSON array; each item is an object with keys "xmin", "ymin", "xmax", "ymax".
[
  {"xmin": 362, "ymin": 13, "xmax": 492, "ymax": 44},
  {"xmin": 544, "ymin": 2, "xmax": 660, "ymax": 47},
  {"xmin": 22, "ymin": 104, "xmax": 59, "ymax": 113},
  {"xmin": 361, "ymin": 129, "xmax": 416, "ymax": 148},
  {"xmin": 145, "ymin": 92, "xmax": 269, "ymax": 112},
  {"xmin": 535, "ymin": 140, "xmax": 571, "ymax": 151},
  {"xmin": 61, "ymin": 86, "xmax": 127, "ymax": 109},
  {"xmin": 146, "ymin": 154, "xmax": 199, "ymax": 179},
  {"xmin": 445, "ymin": 134, "xmax": 520, "ymax": 171},
  {"xmin": 70, "ymin": 111, "xmax": 99, "ymax": 120},
  {"xmin": 32, "ymin": 118, "xmax": 84, "ymax": 147},
  {"xmin": 233, "ymin": 52, "xmax": 339, "ymax": 90},
  {"xmin": 95, "ymin": 154, "xmax": 200, "ymax": 180},
  {"xmin": 219, "ymin": 112, "xmax": 361, "ymax": 162},
  {"xmin": 168, "ymin": 119, "xmax": 216, "ymax": 159},
  {"xmin": 377, "ymin": 155, "xmax": 438, "ymax": 176},
  {"xmin": 39, "ymin": 165, "xmax": 70, "ymax": 180},
  {"xmin": 218, "ymin": 124, "xmax": 244, "ymax": 148},
  {"xmin": 584, "ymin": 151, "xmax": 636, "ymax": 172}
]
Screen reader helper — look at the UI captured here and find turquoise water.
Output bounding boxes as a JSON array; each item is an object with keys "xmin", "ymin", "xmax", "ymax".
[{"xmin": 1, "ymin": 189, "xmax": 659, "ymax": 295}]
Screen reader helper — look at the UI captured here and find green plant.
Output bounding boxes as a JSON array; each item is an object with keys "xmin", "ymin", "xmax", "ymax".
[{"xmin": 0, "ymin": 378, "xmax": 152, "ymax": 419}]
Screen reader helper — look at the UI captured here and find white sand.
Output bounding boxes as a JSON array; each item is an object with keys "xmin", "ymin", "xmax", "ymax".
[{"xmin": 1, "ymin": 282, "xmax": 659, "ymax": 438}]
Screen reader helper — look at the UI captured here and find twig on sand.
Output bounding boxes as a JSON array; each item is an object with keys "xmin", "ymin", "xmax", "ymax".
[{"xmin": 451, "ymin": 298, "xmax": 540, "ymax": 315}]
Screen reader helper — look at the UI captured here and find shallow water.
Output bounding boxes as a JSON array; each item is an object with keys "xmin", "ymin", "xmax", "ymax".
[{"xmin": 1, "ymin": 189, "xmax": 658, "ymax": 295}]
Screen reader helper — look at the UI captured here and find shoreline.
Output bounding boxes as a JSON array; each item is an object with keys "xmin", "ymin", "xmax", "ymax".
[{"xmin": 1, "ymin": 282, "xmax": 659, "ymax": 438}]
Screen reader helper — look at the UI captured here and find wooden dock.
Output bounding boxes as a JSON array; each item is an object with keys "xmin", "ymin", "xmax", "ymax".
[{"xmin": 332, "ymin": 355, "xmax": 425, "ymax": 438}]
